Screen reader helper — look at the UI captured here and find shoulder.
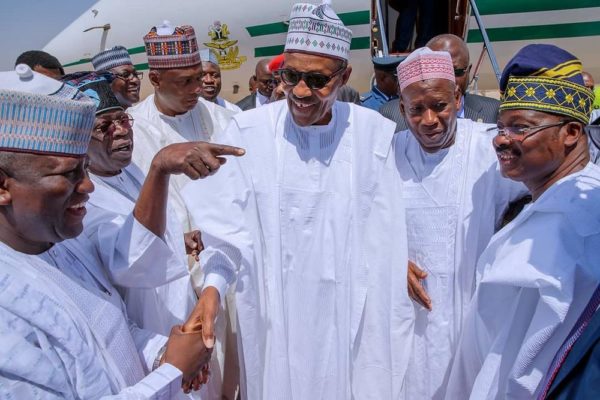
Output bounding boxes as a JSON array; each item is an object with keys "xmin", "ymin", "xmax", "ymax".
[
  {"xmin": 534, "ymin": 164, "xmax": 600, "ymax": 237},
  {"xmin": 128, "ymin": 95, "xmax": 154, "ymax": 117},
  {"xmin": 379, "ymin": 98, "xmax": 401, "ymax": 115},
  {"xmin": 231, "ymin": 100, "xmax": 287, "ymax": 130},
  {"xmin": 235, "ymin": 94, "xmax": 255, "ymax": 110},
  {"xmin": 465, "ymin": 93, "xmax": 500, "ymax": 107}
]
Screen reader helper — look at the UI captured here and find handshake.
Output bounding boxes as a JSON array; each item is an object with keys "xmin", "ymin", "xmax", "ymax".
[{"xmin": 161, "ymin": 287, "xmax": 221, "ymax": 393}]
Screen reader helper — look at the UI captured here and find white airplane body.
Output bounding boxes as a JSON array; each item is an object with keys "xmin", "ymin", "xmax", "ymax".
[{"xmin": 42, "ymin": 0, "xmax": 600, "ymax": 102}]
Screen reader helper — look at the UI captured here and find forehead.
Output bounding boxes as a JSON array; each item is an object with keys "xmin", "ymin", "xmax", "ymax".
[
  {"xmin": 95, "ymin": 109, "xmax": 125, "ymax": 122},
  {"xmin": 429, "ymin": 40, "xmax": 468, "ymax": 66},
  {"xmin": 402, "ymin": 79, "xmax": 455, "ymax": 102},
  {"xmin": 110, "ymin": 64, "xmax": 135, "ymax": 74},
  {"xmin": 201, "ymin": 62, "xmax": 220, "ymax": 73},
  {"xmin": 19, "ymin": 153, "xmax": 83, "ymax": 175},
  {"xmin": 161, "ymin": 64, "xmax": 203, "ymax": 80},
  {"xmin": 498, "ymin": 108, "xmax": 559, "ymax": 124},
  {"xmin": 283, "ymin": 52, "xmax": 340, "ymax": 73}
]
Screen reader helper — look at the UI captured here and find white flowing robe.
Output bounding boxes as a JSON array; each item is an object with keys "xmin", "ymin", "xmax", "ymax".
[
  {"xmin": 182, "ymin": 101, "xmax": 414, "ymax": 399},
  {"xmin": 0, "ymin": 237, "xmax": 186, "ymax": 399},
  {"xmin": 85, "ymin": 163, "xmax": 196, "ymax": 336},
  {"xmin": 216, "ymin": 97, "xmax": 242, "ymax": 113},
  {"xmin": 394, "ymin": 119, "xmax": 528, "ymax": 399},
  {"xmin": 129, "ymin": 95, "xmax": 235, "ymax": 232},
  {"xmin": 446, "ymin": 162, "xmax": 600, "ymax": 399}
]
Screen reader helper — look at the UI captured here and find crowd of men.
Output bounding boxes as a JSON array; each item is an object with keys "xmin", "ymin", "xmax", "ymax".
[{"xmin": 1, "ymin": 1, "xmax": 599, "ymax": 399}]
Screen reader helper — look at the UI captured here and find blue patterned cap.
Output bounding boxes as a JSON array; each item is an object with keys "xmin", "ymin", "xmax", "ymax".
[
  {"xmin": 0, "ymin": 65, "xmax": 96, "ymax": 156},
  {"xmin": 91, "ymin": 46, "xmax": 133, "ymax": 71},
  {"xmin": 62, "ymin": 71, "xmax": 123, "ymax": 115},
  {"xmin": 500, "ymin": 44, "xmax": 593, "ymax": 124}
]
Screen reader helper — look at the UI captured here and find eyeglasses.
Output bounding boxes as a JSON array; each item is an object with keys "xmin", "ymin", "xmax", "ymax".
[
  {"xmin": 453, "ymin": 66, "xmax": 470, "ymax": 77},
  {"xmin": 278, "ymin": 64, "xmax": 347, "ymax": 90},
  {"xmin": 114, "ymin": 71, "xmax": 143, "ymax": 81},
  {"xmin": 486, "ymin": 121, "xmax": 568, "ymax": 142},
  {"xmin": 94, "ymin": 114, "xmax": 135, "ymax": 136}
]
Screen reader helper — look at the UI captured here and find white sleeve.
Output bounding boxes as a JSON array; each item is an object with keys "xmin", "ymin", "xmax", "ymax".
[
  {"xmin": 181, "ymin": 119, "xmax": 254, "ymax": 300},
  {"xmin": 84, "ymin": 207, "xmax": 189, "ymax": 289},
  {"xmin": 101, "ymin": 364, "xmax": 183, "ymax": 400}
]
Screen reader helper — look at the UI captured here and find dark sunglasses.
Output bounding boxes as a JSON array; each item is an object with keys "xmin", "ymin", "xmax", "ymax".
[
  {"xmin": 453, "ymin": 66, "xmax": 470, "ymax": 77},
  {"xmin": 277, "ymin": 64, "xmax": 346, "ymax": 90}
]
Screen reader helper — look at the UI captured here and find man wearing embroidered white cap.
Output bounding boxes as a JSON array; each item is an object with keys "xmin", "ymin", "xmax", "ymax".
[
  {"xmin": 199, "ymin": 48, "xmax": 242, "ymax": 113},
  {"xmin": 393, "ymin": 47, "xmax": 527, "ymax": 399},
  {"xmin": 0, "ymin": 64, "xmax": 219, "ymax": 398},
  {"xmin": 182, "ymin": 1, "xmax": 413, "ymax": 398},
  {"xmin": 92, "ymin": 45, "xmax": 143, "ymax": 109}
]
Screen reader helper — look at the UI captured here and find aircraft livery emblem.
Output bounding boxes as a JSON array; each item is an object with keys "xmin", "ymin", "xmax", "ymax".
[{"xmin": 204, "ymin": 21, "xmax": 247, "ymax": 70}]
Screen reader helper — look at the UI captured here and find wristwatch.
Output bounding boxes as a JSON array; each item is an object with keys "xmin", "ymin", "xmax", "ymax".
[{"xmin": 152, "ymin": 344, "xmax": 168, "ymax": 371}]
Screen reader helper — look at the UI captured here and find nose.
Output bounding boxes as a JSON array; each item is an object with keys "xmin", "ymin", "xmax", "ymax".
[
  {"xmin": 421, "ymin": 108, "xmax": 438, "ymax": 126},
  {"xmin": 203, "ymin": 74, "xmax": 215, "ymax": 84},
  {"xmin": 78, "ymin": 173, "xmax": 95, "ymax": 195},
  {"xmin": 292, "ymin": 79, "xmax": 311, "ymax": 99},
  {"xmin": 492, "ymin": 132, "xmax": 512, "ymax": 148},
  {"xmin": 111, "ymin": 122, "xmax": 130, "ymax": 138}
]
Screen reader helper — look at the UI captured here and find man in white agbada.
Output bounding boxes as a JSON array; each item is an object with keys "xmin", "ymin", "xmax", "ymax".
[
  {"xmin": 182, "ymin": 1, "xmax": 413, "ymax": 399},
  {"xmin": 393, "ymin": 48, "xmax": 527, "ymax": 399},
  {"xmin": 129, "ymin": 22, "xmax": 235, "ymax": 231},
  {"xmin": 0, "ymin": 65, "xmax": 216, "ymax": 398},
  {"xmin": 199, "ymin": 48, "xmax": 242, "ymax": 113},
  {"xmin": 62, "ymin": 71, "xmax": 245, "ymax": 399},
  {"xmin": 445, "ymin": 44, "xmax": 600, "ymax": 399}
]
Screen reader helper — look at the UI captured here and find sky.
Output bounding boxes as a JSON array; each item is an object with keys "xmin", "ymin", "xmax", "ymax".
[{"xmin": 1, "ymin": 0, "xmax": 98, "ymax": 70}]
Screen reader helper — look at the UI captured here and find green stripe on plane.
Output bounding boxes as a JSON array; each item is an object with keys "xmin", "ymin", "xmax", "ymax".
[
  {"xmin": 246, "ymin": 10, "xmax": 369, "ymax": 37},
  {"xmin": 475, "ymin": 0, "xmax": 600, "ymax": 15},
  {"xmin": 467, "ymin": 20, "xmax": 600, "ymax": 43}
]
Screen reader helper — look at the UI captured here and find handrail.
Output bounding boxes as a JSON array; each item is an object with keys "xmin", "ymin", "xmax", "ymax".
[
  {"xmin": 468, "ymin": 0, "xmax": 501, "ymax": 83},
  {"xmin": 375, "ymin": 0, "xmax": 389, "ymax": 57}
]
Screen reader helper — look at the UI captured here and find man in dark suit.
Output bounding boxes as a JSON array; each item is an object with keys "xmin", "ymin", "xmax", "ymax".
[
  {"xmin": 236, "ymin": 59, "xmax": 275, "ymax": 111},
  {"xmin": 379, "ymin": 34, "xmax": 499, "ymax": 132}
]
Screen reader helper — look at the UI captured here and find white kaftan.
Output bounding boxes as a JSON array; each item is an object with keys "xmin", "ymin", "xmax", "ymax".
[
  {"xmin": 129, "ymin": 95, "xmax": 235, "ymax": 231},
  {"xmin": 395, "ymin": 119, "xmax": 528, "ymax": 399},
  {"xmin": 85, "ymin": 163, "xmax": 196, "ymax": 336},
  {"xmin": 446, "ymin": 162, "xmax": 600, "ymax": 399},
  {"xmin": 129, "ymin": 95, "xmax": 238, "ymax": 399},
  {"xmin": 182, "ymin": 101, "xmax": 414, "ymax": 399},
  {"xmin": 216, "ymin": 97, "xmax": 242, "ymax": 113},
  {"xmin": 0, "ymin": 237, "xmax": 186, "ymax": 399}
]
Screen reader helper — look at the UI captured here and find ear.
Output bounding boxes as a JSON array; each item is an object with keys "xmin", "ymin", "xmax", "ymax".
[
  {"xmin": 0, "ymin": 168, "xmax": 12, "ymax": 206},
  {"xmin": 149, "ymin": 70, "xmax": 161, "ymax": 89},
  {"xmin": 399, "ymin": 96, "xmax": 406, "ymax": 117},
  {"xmin": 454, "ymin": 85, "xmax": 462, "ymax": 110},
  {"xmin": 563, "ymin": 121, "xmax": 584, "ymax": 147},
  {"xmin": 341, "ymin": 64, "xmax": 352, "ymax": 86}
]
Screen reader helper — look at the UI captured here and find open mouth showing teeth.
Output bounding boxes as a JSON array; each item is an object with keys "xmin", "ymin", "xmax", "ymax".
[
  {"xmin": 497, "ymin": 151, "xmax": 518, "ymax": 161},
  {"xmin": 114, "ymin": 144, "xmax": 132, "ymax": 152},
  {"xmin": 68, "ymin": 202, "xmax": 86, "ymax": 210},
  {"xmin": 293, "ymin": 101, "xmax": 313, "ymax": 109}
]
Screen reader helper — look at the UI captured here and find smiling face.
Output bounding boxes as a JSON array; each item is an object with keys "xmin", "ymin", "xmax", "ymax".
[
  {"xmin": 493, "ymin": 109, "xmax": 584, "ymax": 194},
  {"xmin": 200, "ymin": 61, "xmax": 222, "ymax": 102},
  {"xmin": 110, "ymin": 64, "xmax": 141, "ymax": 107},
  {"xmin": 0, "ymin": 152, "xmax": 94, "ymax": 254},
  {"xmin": 400, "ymin": 78, "xmax": 460, "ymax": 153},
  {"xmin": 88, "ymin": 110, "xmax": 134, "ymax": 176},
  {"xmin": 150, "ymin": 64, "xmax": 203, "ymax": 116},
  {"xmin": 282, "ymin": 52, "xmax": 351, "ymax": 126}
]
